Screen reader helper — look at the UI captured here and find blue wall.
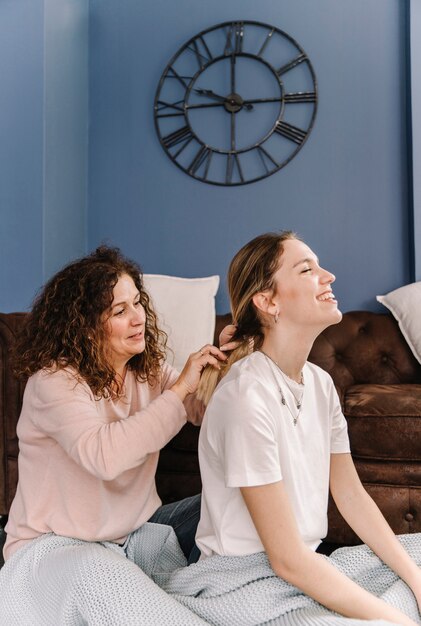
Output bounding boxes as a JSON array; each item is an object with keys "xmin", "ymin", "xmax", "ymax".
[
  {"xmin": 0, "ymin": 0, "xmax": 88, "ymax": 312},
  {"xmin": 43, "ymin": 0, "xmax": 89, "ymax": 281},
  {"xmin": 88, "ymin": 0, "xmax": 410, "ymax": 314},
  {"xmin": 410, "ymin": 0, "xmax": 421, "ymax": 281},
  {"xmin": 0, "ymin": 0, "xmax": 44, "ymax": 311},
  {"xmin": 0, "ymin": 0, "xmax": 413, "ymax": 315}
]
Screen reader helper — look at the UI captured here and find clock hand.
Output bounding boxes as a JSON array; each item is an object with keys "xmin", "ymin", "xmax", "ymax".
[
  {"xmin": 230, "ymin": 62, "xmax": 236, "ymax": 151},
  {"xmin": 194, "ymin": 89, "xmax": 254, "ymax": 111},
  {"xmin": 242, "ymin": 96, "xmax": 284, "ymax": 105},
  {"xmin": 185, "ymin": 102, "xmax": 226, "ymax": 110},
  {"xmin": 194, "ymin": 88, "xmax": 227, "ymax": 102},
  {"xmin": 230, "ymin": 54, "xmax": 236, "ymax": 94}
]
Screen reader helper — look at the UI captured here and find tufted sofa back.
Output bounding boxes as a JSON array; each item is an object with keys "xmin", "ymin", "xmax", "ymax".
[{"xmin": 308, "ymin": 311, "xmax": 421, "ymax": 400}]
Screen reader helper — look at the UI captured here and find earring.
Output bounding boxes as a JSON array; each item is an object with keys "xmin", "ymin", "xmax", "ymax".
[{"xmin": 274, "ymin": 311, "xmax": 279, "ymax": 324}]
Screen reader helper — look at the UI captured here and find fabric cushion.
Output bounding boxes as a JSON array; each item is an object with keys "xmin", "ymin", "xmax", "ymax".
[
  {"xmin": 142, "ymin": 274, "xmax": 219, "ymax": 372},
  {"xmin": 377, "ymin": 282, "xmax": 421, "ymax": 364}
]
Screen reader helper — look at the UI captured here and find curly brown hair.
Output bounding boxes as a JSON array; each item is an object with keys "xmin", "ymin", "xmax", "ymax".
[{"xmin": 14, "ymin": 246, "xmax": 167, "ymax": 397}]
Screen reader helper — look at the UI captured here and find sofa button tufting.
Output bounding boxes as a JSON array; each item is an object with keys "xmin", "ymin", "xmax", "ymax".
[
  {"xmin": 405, "ymin": 512, "xmax": 414, "ymax": 522},
  {"xmin": 381, "ymin": 355, "xmax": 388, "ymax": 363}
]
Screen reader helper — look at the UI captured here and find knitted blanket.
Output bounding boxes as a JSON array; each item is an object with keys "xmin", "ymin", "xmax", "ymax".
[
  {"xmin": 1, "ymin": 524, "xmax": 420, "ymax": 625},
  {"xmin": 158, "ymin": 533, "xmax": 421, "ymax": 626}
]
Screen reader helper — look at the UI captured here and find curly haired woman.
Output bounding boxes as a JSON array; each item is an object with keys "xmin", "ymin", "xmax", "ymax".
[{"xmin": 0, "ymin": 245, "xmax": 226, "ymax": 625}]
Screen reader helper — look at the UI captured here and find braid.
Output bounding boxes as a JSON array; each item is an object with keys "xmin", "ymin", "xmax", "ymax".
[{"xmin": 197, "ymin": 231, "xmax": 297, "ymax": 405}]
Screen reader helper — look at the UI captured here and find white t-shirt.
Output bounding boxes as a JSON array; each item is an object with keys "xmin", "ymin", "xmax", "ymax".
[{"xmin": 196, "ymin": 351, "xmax": 350, "ymax": 557}]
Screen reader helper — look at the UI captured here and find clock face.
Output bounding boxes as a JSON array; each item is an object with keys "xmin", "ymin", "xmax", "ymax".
[{"xmin": 154, "ymin": 20, "xmax": 317, "ymax": 186}]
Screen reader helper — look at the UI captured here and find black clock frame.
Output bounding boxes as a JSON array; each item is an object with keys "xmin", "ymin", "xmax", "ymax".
[{"xmin": 154, "ymin": 20, "xmax": 318, "ymax": 186}]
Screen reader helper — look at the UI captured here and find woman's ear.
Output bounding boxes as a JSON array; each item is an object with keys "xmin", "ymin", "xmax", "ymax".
[
  {"xmin": 252, "ymin": 291, "xmax": 267, "ymax": 315},
  {"xmin": 252, "ymin": 291, "xmax": 280, "ymax": 325},
  {"xmin": 252, "ymin": 291, "xmax": 277, "ymax": 316}
]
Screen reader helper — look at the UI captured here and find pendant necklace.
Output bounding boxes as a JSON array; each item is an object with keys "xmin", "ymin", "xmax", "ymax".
[{"xmin": 260, "ymin": 350, "xmax": 305, "ymax": 426}]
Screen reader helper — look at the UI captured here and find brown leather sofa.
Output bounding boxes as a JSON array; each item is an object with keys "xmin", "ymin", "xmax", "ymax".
[{"xmin": 1, "ymin": 310, "xmax": 420, "ymax": 566}]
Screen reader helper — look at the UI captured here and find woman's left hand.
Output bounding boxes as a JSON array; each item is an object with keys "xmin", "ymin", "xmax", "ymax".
[{"xmin": 170, "ymin": 345, "xmax": 227, "ymax": 402}]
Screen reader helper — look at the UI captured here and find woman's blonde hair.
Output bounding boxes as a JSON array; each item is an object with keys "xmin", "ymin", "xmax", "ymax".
[{"xmin": 197, "ymin": 231, "xmax": 297, "ymax": 405}]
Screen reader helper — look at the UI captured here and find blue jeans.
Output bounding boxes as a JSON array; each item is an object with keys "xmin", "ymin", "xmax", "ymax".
[{"xmin": 148, "ymin": 494, "xmax": 201, "ymax": 564}]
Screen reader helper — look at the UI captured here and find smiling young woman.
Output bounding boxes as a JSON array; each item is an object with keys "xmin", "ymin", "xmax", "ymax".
[{"xmin": 196, "ymin": 231, "xmax": 421, "ymax": 626}]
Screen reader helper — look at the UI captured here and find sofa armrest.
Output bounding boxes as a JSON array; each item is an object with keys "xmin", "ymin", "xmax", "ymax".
[{"xmin": 0, "ymin": 313, "xmax": 28, "ymax": 516}]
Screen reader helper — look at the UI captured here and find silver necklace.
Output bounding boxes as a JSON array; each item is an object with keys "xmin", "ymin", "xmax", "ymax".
[{"xmin": 260, "ymin": 351, "xmax": 304, "ymax": 426}]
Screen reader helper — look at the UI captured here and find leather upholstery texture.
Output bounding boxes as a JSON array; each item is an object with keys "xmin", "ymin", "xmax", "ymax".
[{"xmin": 308, "ymin": 311, "xmax": 421, "ymax": 544}]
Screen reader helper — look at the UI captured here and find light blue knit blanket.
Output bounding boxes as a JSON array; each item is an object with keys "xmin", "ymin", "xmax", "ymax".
[
  {"xmin": 1, "ymin": 524, "xmax": 420, "ymax": 625},
  {"xmin": 158, "ymin": 532, "xmax": 421, "ymax": 626}
]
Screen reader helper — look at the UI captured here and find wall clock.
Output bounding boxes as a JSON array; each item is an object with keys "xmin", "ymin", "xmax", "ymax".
[{"xmin": 154, "ymin": 20, "xmax": 317, "ymax": 186}]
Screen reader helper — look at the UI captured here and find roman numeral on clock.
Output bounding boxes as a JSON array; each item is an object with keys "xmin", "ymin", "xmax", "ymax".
[
  {"xmin": 187, "ymin": 36, "xmax": 213, "ymax": 70},
  {"xmin": 166, "ymin": 66, "xmax": 193, "ymax": 90},
  {"xmin": 162, "ymin": 126, "xmax": 194, "ymax": 155},
  {"xmin": 188, "ymin": 145, "xmax": 213, "ymax": 178},
  {"xmin": 224, "ymin": 22, "xmax": 244, "ymax": 55},
  {"xmin": 257, "ymin": 146, "xmax": 279, "ymax": 173},
  {"xmin": 155, "ymin": 100, "xmax": 185, "ymax": 118},
  {"xmin": 276, "ymin": 54, "xmax": 307, "ymax": 77},
  {"xmin": 257, "ymin": 27, "xmax": 275, "ymax": 57},
  {"xmin": 284, "ymin": 91, "xmax": 316, "ymax": 104},
  {"xmin": 274, "ymin": 121, "xmax": 307, "ymax": 145},
  {"xmin": 226, "ymin": 153, "xmax": 244, "ymax": 184}
]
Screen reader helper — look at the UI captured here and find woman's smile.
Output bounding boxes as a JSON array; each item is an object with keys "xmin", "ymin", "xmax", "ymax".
[
  {"xmin": 127, "ymin": 330, "xmax": 144, "ymax": 340},
  {"xmin": 316, "ymin": 290, "xmax": 337, "ymax": 303}
]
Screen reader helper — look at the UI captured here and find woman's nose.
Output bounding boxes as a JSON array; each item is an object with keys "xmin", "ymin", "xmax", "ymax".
[
  {"xmin": 131, "ymin": 306, "xmax": 145, "ymax": 325},
  {"xmin": 321, "ymin": 267, "xmax": 335, "ymax": 284}
]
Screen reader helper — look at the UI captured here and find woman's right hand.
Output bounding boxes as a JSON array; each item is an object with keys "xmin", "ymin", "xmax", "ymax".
[
  {"xmin": 170, "ymin": 345, "xmax": 227, "ymax": 402},
  {"xmin": 218, "ymin": 324, "xmax": 239, "ymax": 352}
]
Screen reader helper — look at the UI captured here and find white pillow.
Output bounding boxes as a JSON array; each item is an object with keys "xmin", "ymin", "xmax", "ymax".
[
  {"xmin": 142, "ymin": 274, "xmax": 220, "ymax": 372},
  {"xmin": 376, "ymin": 282, "xmax": 421, "ymax": 363}
]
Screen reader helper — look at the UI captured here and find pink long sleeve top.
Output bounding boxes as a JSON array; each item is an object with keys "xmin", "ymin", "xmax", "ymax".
[{"xmin": 4, "ymin": 363, "xmax": 188, "ymax": 561}]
